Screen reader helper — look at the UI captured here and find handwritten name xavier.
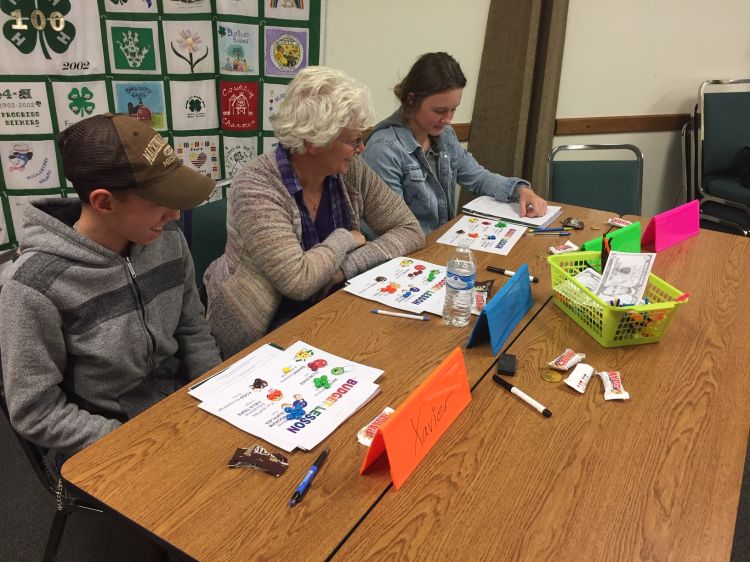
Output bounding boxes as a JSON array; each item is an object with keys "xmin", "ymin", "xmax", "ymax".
[{"xmin": 410, "ymin": 391, "xmax": 453, "ymax": 454}]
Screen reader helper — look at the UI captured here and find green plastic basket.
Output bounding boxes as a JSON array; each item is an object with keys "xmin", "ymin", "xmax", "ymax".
[{"xmin": 547, "ymin": 251, "xmax": 688, "ymax": 347}]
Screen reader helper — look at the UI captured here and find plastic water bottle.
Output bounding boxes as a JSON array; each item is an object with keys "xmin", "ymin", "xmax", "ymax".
[{"xmin": 442, "ymin": 238, "xmax": 477, "ymax": 327}]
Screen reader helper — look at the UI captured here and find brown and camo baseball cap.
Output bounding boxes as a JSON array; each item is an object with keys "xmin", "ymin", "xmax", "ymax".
[{"xmin": 58, "ymin": 113, "xmax": 215, "ymax": 210}]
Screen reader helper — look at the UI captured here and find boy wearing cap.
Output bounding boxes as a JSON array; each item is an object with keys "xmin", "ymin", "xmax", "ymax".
[{"xmin": 0, "ymin": 113, "xmax": 222, "ymax": 467}]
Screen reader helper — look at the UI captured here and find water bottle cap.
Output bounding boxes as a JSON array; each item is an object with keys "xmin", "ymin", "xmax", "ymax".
[{"xmin": 457, "ymin": 237, "xmax": 472, "ymax": 249}]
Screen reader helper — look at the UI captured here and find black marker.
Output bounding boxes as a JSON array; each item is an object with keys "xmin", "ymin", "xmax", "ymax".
[
  {"xmin": 487, "ymin": 266, "xmax": 539, "ymax": 284},
  {"xmin": 493, "ymin": 375, "xmax": 552, "ymax": 418}
]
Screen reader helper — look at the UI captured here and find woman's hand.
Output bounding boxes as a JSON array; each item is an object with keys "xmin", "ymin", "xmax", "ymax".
[
  {"xmin": 350, "ymin": 229, "xmax": 367, "ymax": 247},
  {"xmin": 518, "ymin": 187, "xmax": 548, "ymax": 218},
  {"xmin": 315, "ymin": 268, "xmax": 346, "ymax": 302}
]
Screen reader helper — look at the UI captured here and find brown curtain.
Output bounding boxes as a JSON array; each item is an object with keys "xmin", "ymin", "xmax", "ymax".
[{"xmin": 464, "ymin": 0, "xmax": 569, "ymax": 204}]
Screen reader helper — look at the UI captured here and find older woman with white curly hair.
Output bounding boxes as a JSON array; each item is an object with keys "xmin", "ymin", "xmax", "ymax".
[{"xmin": 204, "ymin": 66, "xmax": 425, "ymax": 358}]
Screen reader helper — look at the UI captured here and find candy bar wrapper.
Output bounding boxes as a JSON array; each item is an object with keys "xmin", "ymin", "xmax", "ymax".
[
  {"xmin": 549, "ymin": 240, "xmax": 580, "ymax": 255},
  {"xmin": 472, "ymin": 279, "xmax": 495, "ymax": 314},
  {"xmin": 564, "ymin": 363, "xmax": 595, "ymax": 394},
  {"xmin": 607, "ymin": 217, "xmax": 632, "ymax": 228},
  {"xmin": 548, "ymin": 348, "xmax": 586, "ymax": 371},
  {"xmin": 357, "ymin": 407, "xmax": 395, "ymax": 446},
  {"xmin": 598, "ymin": 370, "xmax": 630, "ymax": 400},
  {"xmin": 228, "ymin": 445, "xmax": 289, "ymax": 476}
]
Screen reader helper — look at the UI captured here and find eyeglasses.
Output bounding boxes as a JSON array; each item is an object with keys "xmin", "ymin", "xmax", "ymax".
[{"xmin": 337, "ymin": 136, "xmax": 364, "ymax": 150}]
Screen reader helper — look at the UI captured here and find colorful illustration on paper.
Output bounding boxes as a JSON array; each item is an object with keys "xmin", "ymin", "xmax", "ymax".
[
  {"xmin": 197, "ymin": 340, "xmax": 383, "ymax": 452},
  {"xmin": 110, "ymin": 25, "xmax": 157, "ymax": 71},
  {"xmin": 251, "ymin": 378, "xmax": 268, "ymax": 391},
  {"xmin": 113, "ymin": 81, "xmax": 166, "ymax": 130},
  {"xmin": 344, "ymin": 257, "xmax": 450, "ymax": 316},
  {"xmin": 264, "ymin": 27, "xmax": 308, "ymax": 77},
  {"xmin": 175, "ymin": 136, "xmax": 220, "ymax": 179},
  {"xmin": 436, "ymin": 215, "xmax": 526, "ymax": 256},
  {"xmin": 223, "ymin": 136, "xmax": 257, "ymax": 178},
  {"xmin": 220, "ymin": 81, "xmax": 258, "ymax": 131},
  {"xmin": 282, "ymin": 394, "xmax": 307, "ymax": 420},
  {"xmin": 217, "ymin": 22, "xmax": 259, "ymax": 75}
]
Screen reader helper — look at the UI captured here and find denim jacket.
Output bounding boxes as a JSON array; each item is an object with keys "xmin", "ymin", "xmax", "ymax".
[{"xmin": 363, "ymin": 110, "xmax": 529, "ymax": 233}]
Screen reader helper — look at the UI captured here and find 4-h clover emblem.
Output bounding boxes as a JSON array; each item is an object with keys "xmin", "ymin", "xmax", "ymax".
[
  {"xmin": 186, "ymin": 96, "xmax": 204, "ymax": 113},
  {"xmin": 68, "ymin": 87, "xmax": 95, "ymax": 116},
  {"xmin": 2, "ymin": 0, "xmax": 77, "ymax": 60}
]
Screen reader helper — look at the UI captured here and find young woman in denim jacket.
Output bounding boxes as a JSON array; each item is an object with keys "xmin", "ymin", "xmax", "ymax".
[{"xmin": 364, "ymin": 52, "xmax": 547, "ymax": 234}]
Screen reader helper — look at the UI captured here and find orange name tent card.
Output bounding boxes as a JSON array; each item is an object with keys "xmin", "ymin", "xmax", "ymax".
[{"xmin": 360, "ymin": 348, "xmax": 472, "ymax": 489}]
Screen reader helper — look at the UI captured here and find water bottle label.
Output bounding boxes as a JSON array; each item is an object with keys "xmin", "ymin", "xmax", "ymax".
[{"xmin": 446, "ymin": 272, "xmax": 475, "ymax": 291}]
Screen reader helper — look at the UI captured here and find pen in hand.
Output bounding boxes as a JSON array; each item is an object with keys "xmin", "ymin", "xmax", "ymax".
[{"xmin": 290, "ymin": 448, "xmax": 329, "ymax": 508}]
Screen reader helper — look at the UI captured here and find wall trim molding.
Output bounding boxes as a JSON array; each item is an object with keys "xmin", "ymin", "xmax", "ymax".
[
  {"xmin": 365, "ymin": 114, "xmax": 690, "ymax": 145},
  {"xmin": 555, "ymin": 114, "xmax": 691, "ymax": 135}
]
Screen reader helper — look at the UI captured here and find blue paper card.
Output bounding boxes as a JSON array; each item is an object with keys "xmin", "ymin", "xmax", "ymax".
[{"xmin": 465, "ymin": 264, "xmax": 533, "ymax": 355}]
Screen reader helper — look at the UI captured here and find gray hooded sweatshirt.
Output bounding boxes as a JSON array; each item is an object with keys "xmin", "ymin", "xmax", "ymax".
[{"xmin": 0, "ymin": 199, "xmax": 221, "ymax": 457}]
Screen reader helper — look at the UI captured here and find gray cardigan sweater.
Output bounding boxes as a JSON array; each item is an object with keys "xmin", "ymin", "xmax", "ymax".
[
  {"xmin": 0, "ymin": 199, "xmax": 221, "ymax": 456},
  {"xmin": 204, "ymin": 153, "xmax": 425, "ymax": 358}
]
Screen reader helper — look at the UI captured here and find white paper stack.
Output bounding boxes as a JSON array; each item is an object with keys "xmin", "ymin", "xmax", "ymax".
[
  {"xmin": 344, "ymin": 256, "xmax": 484, "ymax": 317},
  {"xmin": 344, "ymin": 257, "xmax": 448, "ymax": 316},
  {"xmin": 190, "ymin": 342, "xmax": 382, "ymax": 452},
  {"xmin": 462, "ymin": 196, "xmax": 563, "ymax": 228}
]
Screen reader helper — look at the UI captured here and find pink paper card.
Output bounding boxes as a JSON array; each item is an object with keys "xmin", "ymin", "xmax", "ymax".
[{"xmin": 642, "ymin": 200, "xmax": 699, "ymax": 252}]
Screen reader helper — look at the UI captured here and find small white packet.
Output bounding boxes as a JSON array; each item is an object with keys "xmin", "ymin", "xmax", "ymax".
[
  {"xmin": 564, "ymin": 363, "xmax": 595, "ymax": 394},
  {"xmin": 548, "ymin": 348, "xmax": 586, "ymax": 371},
  {"xmin": 607, "ymin": 217, "xmax": 632, "ymax": 228},
  {"xmin": 598, "ymin": 370, "xmax": 630, "ymax": 400},
  {"xmin": 549, "ymin": 240, "xmax": 580, "ymax": 255},
  {"xmin": 357, "ymin": 407, "xmax": 395, "ymax": 446}
]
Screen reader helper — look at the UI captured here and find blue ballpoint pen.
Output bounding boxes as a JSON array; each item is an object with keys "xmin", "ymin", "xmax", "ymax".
[
  {"xmin": 289, "ymin": 448, "xmax": 329, "ymax": 507},
  {"xmin": 528, "ymin": 227, "xmax": 572, "ymax": 232}
]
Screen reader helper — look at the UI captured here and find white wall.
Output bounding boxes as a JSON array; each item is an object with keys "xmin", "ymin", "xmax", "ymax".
[
  {"xmin": 324, "ymin": 0, "xmax": 750, "ymax": 217},
  {"xmin": 555, "ymin": 0, "xmax": 750, "ymax": 215},
  {"xmin": 322, "ymin": 0, "xmax": 490, "ymax": 123}
]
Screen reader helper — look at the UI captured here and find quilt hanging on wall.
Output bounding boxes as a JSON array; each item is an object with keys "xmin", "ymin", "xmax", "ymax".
[{"xmin": 0, "ymin": 0, "xmax": 323, "ymax": 270}]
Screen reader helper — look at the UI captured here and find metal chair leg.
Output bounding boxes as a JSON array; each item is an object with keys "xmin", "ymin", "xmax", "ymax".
[{"xmin": 42, "ymin": 507, "xmax": 71, "ymax": 562}]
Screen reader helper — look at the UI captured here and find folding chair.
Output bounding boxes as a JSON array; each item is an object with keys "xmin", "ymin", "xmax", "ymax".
[
  {"xmin": 695, "ymin": 79, "xmax": 750, "ymax": 236},
  {"xmin": 180, "ymin": 179, "xmax": 230, "ymax": 290},
  {"xmin": 547, "ymin": 144, "xmax": 643, "ymax": 215},
  {"xmin": 0, "ymin": 356, "xmax": 102, "ymax": 562}
]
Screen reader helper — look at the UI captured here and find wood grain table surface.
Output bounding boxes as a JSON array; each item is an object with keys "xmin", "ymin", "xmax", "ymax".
[
  {"xmin": 333, "ymin": 226, "xmax": 750, "ymax": 562},
  {"xmin": 60, "ymin": 205, "xmax": 618, "ymax": 561}
]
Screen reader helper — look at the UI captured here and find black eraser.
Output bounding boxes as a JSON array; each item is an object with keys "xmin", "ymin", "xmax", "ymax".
[{"xmin": 496, "ymin": 353, "xmax": 516, "ymax": 376}]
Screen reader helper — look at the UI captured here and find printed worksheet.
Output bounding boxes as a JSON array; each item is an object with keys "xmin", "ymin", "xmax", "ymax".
[
  {"xmin": 198, "ymin": 341, "xmax": 382, "ymax": 451},
  {"xmin": 344, "ymin": 257, "xmax": 448, "ymax": 315},
  {"xmin": 436, "ymin": 215, "xmax": 526, "ymax": 255}
]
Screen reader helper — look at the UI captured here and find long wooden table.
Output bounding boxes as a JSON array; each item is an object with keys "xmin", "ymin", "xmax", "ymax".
[
  {"xmin": 59, "ymin": 204, "xmax": 634, "ymax": 561},
  {"xmin": 334, "ymin": 222, "xmax": 750, "ymax": 561}
]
